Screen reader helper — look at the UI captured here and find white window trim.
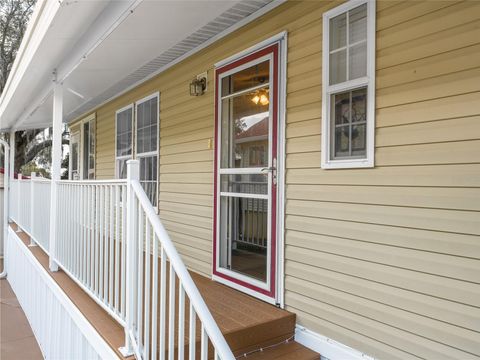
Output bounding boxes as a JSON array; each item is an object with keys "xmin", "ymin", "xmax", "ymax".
[
  {"xmin": 80, "ymin": 113, "xmax": 96, "ymax": 179},
  {"xmin": 321, "ymin": 0, "xmax": 375, "ymax": 169},
  {"xmin": 69, "ymin": 131, "xmax": 80, "ymax": 180},
  {"xmin": 134, "ymin": 92, "xmax": 160, "ymax": 209},
  {"xmin": 114, "ymin": 103, "xmax": 134, "ymax": 179}
]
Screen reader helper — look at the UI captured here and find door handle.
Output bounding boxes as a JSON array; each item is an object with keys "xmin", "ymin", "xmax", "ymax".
[
  {"xmin": 260, "ymin": 166, "xmax": 275, "ymax": 172},
  {"xmin": 261, "ymin": 158, "xmax": 278, "ymax": 185}
]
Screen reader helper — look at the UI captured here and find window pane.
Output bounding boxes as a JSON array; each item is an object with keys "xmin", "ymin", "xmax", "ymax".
[
  {"xmin": 220, "ymin": 174, "xmax": 268, "ymax": 194},
  {"xmin": 334, "ymin": 125, "xmax": 350, "ymax": 157},
  {"xmin": 83, "ymin": 122, "xmax": 89, "ymax": 179},
  {"xmin": 352, "ymin": 124, "xmax": 366, "ymax": 156},
  {"xmin": 329, "ymin": 13, "xmax": 346, "ymax": 50},
  {"xmin": 329, "ymin": 50, "xmax": 346, "ymax": 85},
  {"xmin": 139, "ymin": 155, "xmax": 157, "ymax": 205},
  {"xmin": 349, "ymin": 42, "xmax": 367, "ymax": 80},
  {"xmin": 352, "ymin": 88, "xmax": 367, "ymax": 124},
  {"xmin": 116, "ymin": 108, "xmax": 133, "ymax": 157},
  {"xmin": 349, "ymin": 4, "xmax": 367, "ymax": 44},
  {"xmin": 330, "ymin": 87, "xmax": 367, "ymax": 160},
  {"xmin": 333, "ymin": 91, "xmax": 350, "ymax": 125},
  {"xmin": 219, "ymin": 195, "xmax": 267, "ymax": 282},
  {"xmin": 222, "ymin": 60, "xmax": 269, "ymax": 97},
  {"xmin": 221, "ymin": 91, "xmax": 269, "ymax": 169},
  {"xmin": 137, "ymin": 97, "xmax": 158, "ymax": 155}
]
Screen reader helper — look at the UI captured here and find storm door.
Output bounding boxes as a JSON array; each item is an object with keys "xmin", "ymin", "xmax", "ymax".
[{"xmin": 214, "ymin": 43, "xmax": 279, "ymax": 302}]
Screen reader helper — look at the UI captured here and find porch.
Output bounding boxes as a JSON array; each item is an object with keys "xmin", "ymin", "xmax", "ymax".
[{"xmin": 5, "ymin": 172, "xmax": 318, "ymax": 359}]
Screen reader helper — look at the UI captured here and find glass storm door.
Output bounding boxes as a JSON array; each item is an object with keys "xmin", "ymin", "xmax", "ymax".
[{"xmin": 214, "ymin": 44, "xmax": 279, "ymax": 302}]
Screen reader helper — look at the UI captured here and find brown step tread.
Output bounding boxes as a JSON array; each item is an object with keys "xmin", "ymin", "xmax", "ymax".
[{"xmin": 236, "ymin": 340, "xmax": 319, "ymax": 360}]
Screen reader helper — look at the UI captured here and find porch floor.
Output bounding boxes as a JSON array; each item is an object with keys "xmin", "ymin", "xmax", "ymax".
[
  {"xmin": 0, "ymin": 260, "xmax": 43, "ymax": 360},
  {"xmin": 9, "ymin": 223, "xmax": 319, "ymax": 359}
]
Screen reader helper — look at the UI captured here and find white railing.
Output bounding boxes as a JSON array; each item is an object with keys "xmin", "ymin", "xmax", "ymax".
[
  {"xmin": 124, "ymin": 165, "xmax": 234, "ymax": 359},
  {"xmin": 31, "ymin": 177, "xmax": 51, "ymax": 251},
  {"xmin": 16, "ymin": 178, "xmax": 32, "ymax": 232},
  {"xmin": 9, "ymin": 175, "xmax": 52, "ymax": 253},
  {"xmin": 8, "ymin": 161, "xmax": 234, "ymax": 360},
  {"xmin": 56, "ymin": 180, "xmax": 128, "ymax": 325}
]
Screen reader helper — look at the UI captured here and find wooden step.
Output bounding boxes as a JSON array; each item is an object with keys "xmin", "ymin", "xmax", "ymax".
[
  {"xmin": 192, "ymin": 272, "xmax": 296, "ymax": 354},
  {"xmin": 237, "ymin": 340, "xmax": 320, "ymax": 360}
]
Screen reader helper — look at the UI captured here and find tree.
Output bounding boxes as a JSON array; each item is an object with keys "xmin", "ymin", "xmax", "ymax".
[{"xmin": 0, "ymin": 0, "xmax": 36, "ymax": 94}]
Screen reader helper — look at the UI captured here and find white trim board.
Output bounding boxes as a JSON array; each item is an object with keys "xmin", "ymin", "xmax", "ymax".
[{"xmin": 295, "ymin": 325, "xmax": 375, "ymax": 360}]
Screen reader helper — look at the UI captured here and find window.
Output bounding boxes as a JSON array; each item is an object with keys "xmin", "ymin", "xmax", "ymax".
[
  {"xmin": 115, "ymin": 105, "xmax": 133, "ymax": 179},
  {"xmin": 115, "ymin": 94, "xmax": 159, "ymax": 206},
  {"xmin": 322, "ymin": 0, "xmax": 375, "ymax": 169},
  {"xmin": 82, "ymin": 116, "xmax": 95, "ymax": 179}
]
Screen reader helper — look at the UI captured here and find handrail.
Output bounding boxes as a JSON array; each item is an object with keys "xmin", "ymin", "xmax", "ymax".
[
  {"xmin": 130, "ymin": 180, "xmax": 235, "ymax": 360},
  {"xmin": 57, "ymin": 179, "xmax": 127, "ymax": 185}
]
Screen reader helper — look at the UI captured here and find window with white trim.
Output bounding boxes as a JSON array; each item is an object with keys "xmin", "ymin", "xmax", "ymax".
[
  {"xmin": 322, "ymin": 0, "xmax": 375, "ymax": 169},
  {"xmin": 115, "ymin": 94, "xmax": 159, "ymax": 206},
  {"xmin": 115, "ymin": 105, "xmax": 133, "ymax": 179},
  {"xmin": 136, "ymin": 94, "xmax": 158, "ymax": 206}
]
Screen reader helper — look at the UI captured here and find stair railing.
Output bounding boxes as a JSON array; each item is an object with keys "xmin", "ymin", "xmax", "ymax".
[{"xmin": 122, "ymin": 160, "xmax": 234, "ymax": 360}]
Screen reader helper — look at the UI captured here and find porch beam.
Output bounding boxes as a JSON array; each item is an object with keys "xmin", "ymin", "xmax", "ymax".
[{"xmin": 48, "ymin": 78, "xmax": 63, "ymax": 272}]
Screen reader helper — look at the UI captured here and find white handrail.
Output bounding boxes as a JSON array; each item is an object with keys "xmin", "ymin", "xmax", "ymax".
[{"xmin": 130, "ymin": 180, "xmax": 235, "ymax": 360}]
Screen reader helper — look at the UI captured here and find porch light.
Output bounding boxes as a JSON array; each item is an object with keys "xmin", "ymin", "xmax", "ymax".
[{"xmin": 189, "ymin": 76, "xmax": 206, "ymax": 96}]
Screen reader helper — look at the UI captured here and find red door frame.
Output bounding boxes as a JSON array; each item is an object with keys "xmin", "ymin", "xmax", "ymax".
[{"xmin": 213, "ymin": 43, "xmax": 279, "ymax": 300}]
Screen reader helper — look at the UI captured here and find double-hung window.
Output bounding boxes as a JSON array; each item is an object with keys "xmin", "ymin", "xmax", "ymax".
[
  {"xmin": 136, "ymin": 94, "xmax": 159, "ymax": 206},
  {"xmin": 115, "ymin": 105, "xmax": 133, "ymax": 179},
  {"xmin": 115, "ymin": 94, "xmax": 159, "ymax": 206},
  {"xmin": 322, "ymin": 0, "xmax": 375, "ymax": 168}
]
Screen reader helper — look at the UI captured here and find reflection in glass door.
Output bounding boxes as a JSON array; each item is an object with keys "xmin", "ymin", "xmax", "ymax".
[{"xmin": 214, "ymin": 43, "xmax": 279, "ymax": 301}]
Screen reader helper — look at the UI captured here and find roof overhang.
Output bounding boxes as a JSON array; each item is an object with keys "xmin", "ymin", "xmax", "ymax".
[{"xmin": 0, "ymin": 0, "xmax": 283, "ymax": 132}]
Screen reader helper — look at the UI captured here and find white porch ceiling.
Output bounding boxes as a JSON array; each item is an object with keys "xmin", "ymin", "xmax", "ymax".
[{"xmin": 0, "ymin": 0, "xmax": 277, "ymax": 132}]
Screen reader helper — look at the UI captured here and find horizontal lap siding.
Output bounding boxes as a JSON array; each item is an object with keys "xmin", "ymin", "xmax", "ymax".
[
  {"xmin": 284, "ymin": 1, "xmax": 480, "ymax": 359},
  {"xmin": 68, "ymin": 1, "xmax": 480, "ymax": 359}
]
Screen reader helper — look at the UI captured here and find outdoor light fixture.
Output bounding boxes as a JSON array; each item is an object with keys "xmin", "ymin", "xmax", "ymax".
[{"xmin": 190, "ymin": 76, "xmax": 206, "ymax": 96}]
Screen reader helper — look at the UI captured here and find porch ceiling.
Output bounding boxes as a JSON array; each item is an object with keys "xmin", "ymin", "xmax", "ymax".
[{"xmin": 0, "ymin": 0, "xmax": 279, "ymax": 132}]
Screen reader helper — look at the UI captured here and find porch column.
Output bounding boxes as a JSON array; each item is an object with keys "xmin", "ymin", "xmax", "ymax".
[
  {"xmin": 119, "ymin": 159, "xmax": 139, "ymax": 357},
  {"xmin": 48, "ymin": 80, "xmax": 63, "ymax": 271},
  {"xmin": 8, "ymin": 131, "xmax": 15, "ymax": 216}
]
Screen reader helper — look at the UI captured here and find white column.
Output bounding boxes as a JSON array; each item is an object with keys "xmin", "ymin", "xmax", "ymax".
[
  {"xmin": 0, "ymin": 138, "xmax": 9, "ymax": 278},
  {"xmin": 29, "ymin": 172, "xmax": 36, "ymax": 246},
  {"xmin": 119, "ymin": 159, "xmax": 139, "ymax": 357},
  {"xmin": 8, "ymin": 131, "xmax": 15, "ymax": 217},
  {"xmin": 49, "ymin": 81, "xmax": 63, "ymax": 271}
]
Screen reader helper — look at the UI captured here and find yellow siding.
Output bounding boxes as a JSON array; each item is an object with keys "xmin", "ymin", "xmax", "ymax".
[{"xmin": 68, "ymin": 1, "xmax": 480, "ymax": 359}]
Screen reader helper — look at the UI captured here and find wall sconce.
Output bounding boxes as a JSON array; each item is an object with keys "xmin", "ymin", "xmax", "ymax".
[{"xmin": 190, "ymin": 75, "xmax": 206, "ymax": 96}]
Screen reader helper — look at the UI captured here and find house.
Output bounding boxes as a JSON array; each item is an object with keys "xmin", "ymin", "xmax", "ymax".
[{"xmin": 0, "ymin": 0, "xmax": 479, "ymax": 359}]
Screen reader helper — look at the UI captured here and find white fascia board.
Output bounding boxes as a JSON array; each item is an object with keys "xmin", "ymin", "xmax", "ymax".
[{"xmin": 0, "ymin": 0, "xmax": 60, "ymax": 122}]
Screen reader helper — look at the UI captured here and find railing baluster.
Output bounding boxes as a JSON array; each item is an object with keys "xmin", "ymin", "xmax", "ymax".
[
  {"xmin": 178, "ymin": 284, "xmax": 185, "ymax": 360},
  {"xmin": 115, "ymin": 185, "xmax": 120, "ymax": 313},
  {"xmin": 95, "ymin": 186, "xmax": 100, "ymax": 295},
  {"xmin": 144, "ymin": 216, "xmax": 151, "ymax": 360},
  {"xmin": 121, "ymin": 185, "xmax": 127, "ymax": 318},
  {"xmin": 151, "ymin": 230, "xmax": 159, "ymax": 360},
  {"xmin": 160, "ymin": 246, "xmax": 167, "ymax": 360},
  {"xmin": 109, "ymin": 185, "xmax": 114, "ymax": 307},
  {"xmin": 137, "ymin": 207, "xmax": 144, "ymax": 345},
  {"xmin": 168, "ymin": 263, "xmax": 175, "ymax": 360},
  {"xmin": 189, "ymin": 305, "xmax": 196, "ymax": 360},
  {"xmin": 201, "ymin": 325, "xmax": 208, "ymax": 360}
]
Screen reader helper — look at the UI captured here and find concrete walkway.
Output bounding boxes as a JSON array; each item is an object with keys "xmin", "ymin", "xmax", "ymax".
[{"xmin": 0, "ymin": 277, "xmax": 43, "ymax": 359}]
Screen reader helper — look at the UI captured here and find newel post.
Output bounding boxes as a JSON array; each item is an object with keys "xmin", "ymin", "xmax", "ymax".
[
  {"xmin": 49, "ymin": 79, "xmax": 63, "ymax": 271},
  {"xmin": 29, "ymin": 172, "xmax": 36, "ymax": 246},
  {"xmin": 120, "ymin": 159, "xmax": 139, "ymax": 356}
]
